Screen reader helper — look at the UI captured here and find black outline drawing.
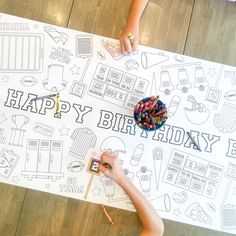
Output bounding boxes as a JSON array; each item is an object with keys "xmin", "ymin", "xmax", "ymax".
[
  {"xmin": 88, "ymin": 63, "xmax": 149, "ymax": 110},
  {"xmin": 70, "ymin": 64, "xmax": 80, "ymax": 75},
  {"xmin": 221, "ymin": 163, "xmax": 236, "ymax": 229},
  {"xmin": 152, "ymin": 147, "xmax": 163, "ymax": 191},
  {"xmin": 185, "ymin": 203, "xmax": 212, "ymax": 225},
  {"xmin": 100, "ymin": 136, "xmax": 126, "ymax": 157},
  {"xmin": 43, "ymin": 64, "xmax": 67, "ymax": 92},
  {"xmin": 184, "ymin": 96, "xmax": 210, "ymax": 125},
  {"xmin": 70, "ymin": 127, "xmax": 97, "ymax": 160},
  {"xmin": 172, "ymin": 191, "xmax": 188, "ymax": 204},
  {"xmin": 141, "ymin": 51, "xmax": 169, "ymax": 69},
  {"xmin": 69, "ymin": 58, "xmax": 91, "ymax": 99},
  {"xmin": 168, "ymin": 95, "xmax": 181, "ymax": 118},
  {"xmin": 124, "ymin": 59, "xmax": 139, "ymax": 71},
  {"xmin": 163, "ymin": 149, "xmax": 224, "ymax": 199},
  {"xmin": 151, "ymin": 194, "xmax": 171, "ymax": 212},
  {"xmin": 130, "ymin": 143, "xmax": 144, "ymax": 166},
  {"xmin": 101, "ymin": 39, "xmax": 123, "ymax": 60},
  {"xmin": 224, "ymin": 90, "xmax": 236, "ymax": 101},
  {"xmin": 75, "ymin": 35, "xmax": 93, "ymax": 58},
  {"xmin": 0, "ymin": 149, "xmax": 19, "ymax": 178},
  {"xmin": 0, "ymin": 33, "xmax": 44, "ymax": 73},
  {"xmin": 9, "ymin": 114, "xmax": 29, "ymax": 147},
  {"xmin": 67, "ymin": 161, "xmax": 85, "ymax": 172},
  {"xmin": 33, "ymin": 122, "xmax": 55, "ymax": 137},
  {"xmin": 100, "ymin": 175, "xmax": 115, "ymax": 200},
  {"xmin": 0, "ymin": 128, "xmax": 6, "ymax": 144},
  {"xmin": 0, "ymin": 76, "xmax": 9, "ymax": 83},
  {"xmin": 20, "ymin": 76, "xmax": 38, "ymax": 87},
  {"xmin": 59, "ymin": 126, "xmax": 70, "ymax": 136},
  {"xmin": 21, "ymin": 139, "xmax": 64, "ymax": 181},
  {"xmin": 136, "ymin": 166, "xmax": 152, "ymax": 197},
  {"xmin": 214, "ymin": 103, "xmax": 236, "ymax": 133},
  {"xmin": 43, "ymin": 25, "xmax": 68, "ymax": 45},
  {"xmin": 205, "ymin": 65, "xmax": 223, "ymax": 104},
  {"xmin": 92, "ymin": 186, "xmax": 102, "ymax": 196},
  {"xmin": 0, "ymin": 113, "xmax": 7, "ymax": 124},
  {"xmin": 97, "ymin": 51, "xmax": 106, "ymax": 60}
]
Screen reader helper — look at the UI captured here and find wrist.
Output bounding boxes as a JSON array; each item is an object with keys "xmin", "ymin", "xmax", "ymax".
[{"xmin": 116, "ymin": 174, "xmax": 128, "ymax": 187}]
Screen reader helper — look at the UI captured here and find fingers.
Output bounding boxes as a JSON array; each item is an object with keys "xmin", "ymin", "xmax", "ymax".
[{"xmin": 100, "ymin": 152, "xmax": 116, "ymax": 166}]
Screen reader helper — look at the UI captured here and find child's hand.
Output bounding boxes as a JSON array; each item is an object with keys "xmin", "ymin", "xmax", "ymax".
[
  {"xmin": 119, "ymin": 21, "xmax": 139, "ymax": 54},
  {"xmin": 99, "ymin": 152, "xmax": 127, "ymax": 185}
]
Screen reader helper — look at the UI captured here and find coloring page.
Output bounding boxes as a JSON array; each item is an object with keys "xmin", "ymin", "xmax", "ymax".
[{"xmin": 0, "ymin": 13, "xmax": 236, "ymax": 235}]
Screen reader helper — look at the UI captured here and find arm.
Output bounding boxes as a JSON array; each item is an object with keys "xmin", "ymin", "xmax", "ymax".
[
  {"xmin": 99, "ymin": 152, "xmax": 164, "ymax": 236},
  {"xmin": 119, "ymin": 0, "xmax": 150, "ymax": 54}
]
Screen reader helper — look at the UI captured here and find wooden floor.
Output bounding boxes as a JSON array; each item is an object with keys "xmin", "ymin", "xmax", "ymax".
[{"xmin": 0, "ymin": 0, "xmax": 235, "ymax": 235}]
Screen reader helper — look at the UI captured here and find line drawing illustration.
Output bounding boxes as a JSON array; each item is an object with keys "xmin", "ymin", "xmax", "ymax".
[
  {"xmin": 205, "ymin": 65, "xmax": 223, "ymax": 104},
  {"xmin": 59, "ymin": 177, "xmax": 84, "ymax": 194},
  {"xmin": 130, "ymin": 143, "xmax": 144, "ymax": 166},
  {"xmin": 0, "ymin": 128, "xmax": 6, "ymax": 144},
  {"xmin": 124, "ymin": 59, "xmax": 139, "ymax": 71},
  {"xmin": 152, "ymin": 147, "xmax": 163, "ymax": 191},
  {"xmin": 49, "ymin": 46, "xmax": 72, "ymax": 64},
  {"xmin": 150, "ymin": 194, "xmax": 171, "ymax": 212},
  {"xmin": 0, "ymin": 76, "xmax": 9, "ymax": 83},
  {"xmin": 21, "ymin": 139, "xmax": 64, "ymax": 181},
  {"xmin": 193, "ymin": 66, "xmax": 209, "ymax": 91},
  {"xmin": 208, "ymin": 68, "xmax": 217, "ymax": 77},
  {"xmin": 0, "ymin": 33, "xmax": 44, "ymax": 73},
  {"xmin": 163, "ymin": 149, "xmax": 224, "ymax": 199},
  {"xmin": 168, "ymin": 95, "xmax": 181, "ymax": 118},
  {"xmin": 75, "ymin": 35, "xmax": 93, "ymax": 58},
  {"xmin": 88, "ymin": 63, "xmax": 149, "ymax": 110},
  {"xmin": 224, "ymin": 70, "xmax": 236, "ymax": 86},
  {"xmin": 43, "ymin": 25, "xmax": 68, "ymax": 45},
  {"xmin": 173, "ymin": 208, "xmax": 181, "ymax": 216},
  {"xmin": 185, "ymin": 202, "xmax": 212, "ymax": 225},
  {"xmin": 70, "ymin": 58, "xmax": 91, "ymax": 99},
  {"xmin": 9, "ymin": 114, "xmax": 29, "ymax": 147},
  {"xmin": 20, "ymin": 76, "xmax": 38, "ymax": 87},
  {"xmin": 221, "ymin": 162, "xmax": 236, "ymax": 229},
  {"xmin": 214, "ymin": 103, "xmax": 236, "ymax": 133},
  {"xmin": 97, "ymin": 51, "xmax": 106, "ymax": 60},
  {"xmin": 149, "ymin": 73, "xmax": 157, "ymax": 96},
  {"xmin": 100, "ymin": 136, "xmax": 126, "ymax": 157},
  {"xmin": 70, "ymin": 127, "xmax": 97, "ymax": 160},
  {"xmin": 100, "ymin": 175, "xmax": 115, "ymax": 200},
  {"xmin": 70, "ymin": 64, "xmax": 80, "ymax": 75},
  {"xmin": 0, "ymin": 113, "xmax": 7, "ymax": 124},
  {"xmin": 172, "ymin": 191, "xmax": 188, "ymax": 204},
  {"xmin": 141, "ymin": 52, "xmax": 169, "ymax": 69},
  {"xmin": 0, "ymin": 22, "xmax": 30, "ymax": 31},
  {"xmin": 43, "ymin": 64, "xmax": 67, "ymax": 92},
  {"xmin": 92, "ymin": 186, "xmax": 102, "ymax": 196},
  {"xmin": 174, "ymin": 54, "xmax": 184, "ymax": 63},
  {"xmin": 184, "ymin": 96, "xmax": 210, "ymax": 125},
  {"xmin": 0, "ymin": 149, "xmax": 19, "ymax": 178},
  {"xmin": 159, "ymin": 70, "xmax": 175, "ymax": 95},
  {"xmin": 136, "ymin": 166, "xmax": 152, "ymax": 197},
  {"xmin": 33, "ymin": 122, "xmax": 55, "ymax": 137},
  {"xmin": 207, "ymin": 202, "xmax": 216, "ymax": 212},
  {"xmin": 101, "ymin": 39, "xmax": 123, "ymax": 60},
  {"xmin": 59, "ymin": 126, "xmax": 70, "ymax": 136},
  {"xmin": 224, "ymin": 90, "xmax": 236, "ymax": 101},
  {"xmin": 67, "ymin": 161, "xmax": 85, "ymax": 172}
]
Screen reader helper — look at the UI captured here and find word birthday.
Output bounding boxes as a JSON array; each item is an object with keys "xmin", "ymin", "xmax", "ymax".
[{"xmin": 3, "ymin": 89, "xmax": 236, "ymax": 157}]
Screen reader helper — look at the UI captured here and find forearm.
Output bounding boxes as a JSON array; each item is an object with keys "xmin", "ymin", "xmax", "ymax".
[
  {"xmin": 118, "ymin": 177, "xmax": 164, "ymax": 235},
  {"xmin": 126, "ymin": 0, "xmax": 150, "ymax": 25}
]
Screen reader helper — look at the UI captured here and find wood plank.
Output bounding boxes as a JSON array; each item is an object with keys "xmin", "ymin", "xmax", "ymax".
[
  {"xmin": 0, "ymin": 183, "xmax": 26, "ymax": 236},
  {"xmin": 0, "ymin": 0, "xmax": 73, "ymax": 26},
  {"xmin": 16, "ymin": 190, "xmax": 141, "ymax": 236},
  {"xmin": 68, "ymin": 0, "xmax": 194, "ymax": 53},
  {"xmin": 184, "ymin": 0, "xmax": 236, "ymax": 66}
]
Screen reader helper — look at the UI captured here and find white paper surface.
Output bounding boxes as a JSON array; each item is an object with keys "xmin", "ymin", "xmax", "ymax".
[{"xmin": 0, "ymin": 13, "xmax": 236, "ymax": 234}]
